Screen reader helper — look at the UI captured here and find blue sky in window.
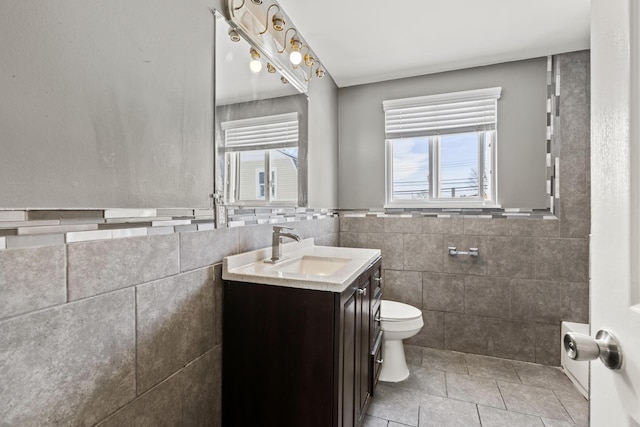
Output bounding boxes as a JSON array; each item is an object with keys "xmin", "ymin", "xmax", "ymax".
[{"xmin": 392, "ymin": 132, "xmax": 479, "ymax": 199}]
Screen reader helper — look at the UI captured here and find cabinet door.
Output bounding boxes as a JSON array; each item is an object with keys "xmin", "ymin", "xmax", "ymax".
[
  {"xmin": 356, "ymin": 273, "xmax": 372, "ymax": 420},
  {"xmin": 341, "ymin": 290, "xmax": 357, "ymax": 427},
  {"xmin": 223, "ymin": 281, "xmax": 335, "ymax": 427}
]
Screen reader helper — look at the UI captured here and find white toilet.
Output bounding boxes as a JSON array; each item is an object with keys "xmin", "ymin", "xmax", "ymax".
[{"xmin": 378, "ymin": 300, "xmax": 424, "ymax": 382}]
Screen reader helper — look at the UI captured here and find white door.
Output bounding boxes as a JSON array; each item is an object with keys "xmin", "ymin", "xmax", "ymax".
[{"xmin": 591, "ymin": 0, "xmax": 640, "ymax": 425}]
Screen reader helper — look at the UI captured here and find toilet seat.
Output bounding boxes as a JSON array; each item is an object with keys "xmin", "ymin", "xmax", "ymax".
[
  {"xmin": 380, "ymin": 300, "xmax": 422, "ymax": 321},
  {"xmin": 380, "ymin": 300, "xmax": 424, "ymax": 333}
]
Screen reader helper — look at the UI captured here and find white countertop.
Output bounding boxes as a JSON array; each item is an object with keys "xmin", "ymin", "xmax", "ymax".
[{"xmin": 222, "ymin": 239, "xmax": 381, "ymax": 293}]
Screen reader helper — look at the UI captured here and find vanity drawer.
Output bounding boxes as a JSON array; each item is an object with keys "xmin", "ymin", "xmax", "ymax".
[
  {"xmin": 370, "ymin": 330, "xmax": 383, "ymax": 395},
  {"xmin": 371, "ymin": 300, "xmax": 382, "ymax": 344}
]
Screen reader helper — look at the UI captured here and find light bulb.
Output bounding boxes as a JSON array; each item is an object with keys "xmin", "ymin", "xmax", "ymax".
[
  {"xmin": 249, "ymin": 48, "xmax": 262, "ymax": 73},
  {"xmin": 289, "ymin": 38, "xmax": 302, "ymax": 65},
  {"xmin": 249, "ymin": 59, "xmax": 262, "ymax": 73},
  {"xmin": 290, "ymin": 50, "xmax": 302, "ymax": 65}
]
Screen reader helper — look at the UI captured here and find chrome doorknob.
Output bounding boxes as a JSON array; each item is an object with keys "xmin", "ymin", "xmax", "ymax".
[{"xmin": 563, "ymin": 329, "xmax": 623, "ymax": 370}]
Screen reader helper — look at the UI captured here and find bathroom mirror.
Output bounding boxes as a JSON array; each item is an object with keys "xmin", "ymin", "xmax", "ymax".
[{"xmin": 214, "ymin": 12, "xmax": 308, "ymax": 208}]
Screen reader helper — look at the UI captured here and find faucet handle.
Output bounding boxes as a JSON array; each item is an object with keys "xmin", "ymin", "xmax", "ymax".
[{"xmin": 273, "ymin": 225, "xmax": 293, "ymax": 233}]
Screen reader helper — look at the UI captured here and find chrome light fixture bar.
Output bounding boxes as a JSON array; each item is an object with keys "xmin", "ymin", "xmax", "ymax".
[{"xmin": 225, "ymin": 0, "xmax": 325, "ymax": 94}]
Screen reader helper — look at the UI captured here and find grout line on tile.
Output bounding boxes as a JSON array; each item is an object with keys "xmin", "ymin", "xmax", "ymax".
[
  {"xmin": 134, "ymin": 286, "xmax": 139, "ymax": 397},
  {"xmin": 495, "ymin": 379, "xmax": 508, "ymax": 411},
  {"xmin": 65, "ymin": 244, "xmax": 70, "ymax": 303},
  {"xmin": 510, "ymin": 361, "xmax": 524, "ymax": 383},
  {"xmin": 551, "ymin": 389, "xmax": 577, "ymax": 424},
  {"xmin": 476, "ymin": 404, "xmax": 483, "ymax": 426},
  {"xmin": 444, "ymin": 371, "xmax": 449, "ymax": 398}
]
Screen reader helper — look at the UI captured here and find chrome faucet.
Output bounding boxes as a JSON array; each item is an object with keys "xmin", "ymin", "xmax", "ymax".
[{"xmin": 265, "ymin": 225, "xmax": 301, "ymax": 264}]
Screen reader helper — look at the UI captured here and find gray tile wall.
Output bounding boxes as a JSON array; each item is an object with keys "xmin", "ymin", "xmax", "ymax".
[
  {"xmin": 339, "ymin": 51, "xmax": 590, "ymax": 366},
  {"xmin": 0, "ymin": 217, "xmax": 338, "ymax": 426}
]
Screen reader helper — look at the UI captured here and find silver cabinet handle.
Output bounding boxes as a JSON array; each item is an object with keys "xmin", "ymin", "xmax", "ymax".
[
  {"xmin": 374, "ymin": 277, "xmax": 383, "ymax": 284},
  {"xmin": 376, "ymin": 358, "xmax": 384, "ymax": 364},
  {"xmin": 357, "ymin": 287, "xmax": 367, "ymax": 296},
  {"xmin": 563, "ymin": 329, "xmax": 623, "ymax": 370}
]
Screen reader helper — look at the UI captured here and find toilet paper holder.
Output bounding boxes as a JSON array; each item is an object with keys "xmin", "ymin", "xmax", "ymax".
[{"xmin": 563, "ymin": 329, "xmax": 623, "ymax": 370}]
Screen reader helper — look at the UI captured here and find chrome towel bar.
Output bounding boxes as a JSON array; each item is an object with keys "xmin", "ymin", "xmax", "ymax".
[{"xmin": 448, "ymin": 247, "xmax": 479, "ymax": 257}]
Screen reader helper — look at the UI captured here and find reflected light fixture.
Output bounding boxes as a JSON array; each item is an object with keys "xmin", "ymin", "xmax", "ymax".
[
  {"xmin": 281, "ymin": 76, "xmax": 289, "ymax": 84},
  {"xmin": 228, "ymin": 27, "xmax": 241, "ymax": 42},
  {"xmin": 235, "ymin": 0, "xmax": 262, "ymax": 10},
  {"xmin": 259, "ymin": 4, "xmax": 285, "ymax": 35},
  {"xmin": 289, "ymin": 38, "xmax": 302, "ymax": 65},
  {"xmin": 249, "ymin": 47, "xmax": 262, "ymax": 73},
  {"xmin": 315, "ymin": 64, "xmax": 326, "ymax": 78},
  {"xmin": 277, "ymin": 28, "xmax": 297, "ymax": 54},
  {"xmin": 266, "ymin": 63, "xmax": 276, "ymax": 73},
  {"xmin": 272, "ymin": 11, "xmax": 286, "ymax": 31}
]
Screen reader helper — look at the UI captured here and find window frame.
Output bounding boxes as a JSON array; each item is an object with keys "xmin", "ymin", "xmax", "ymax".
[
  {"xmin": 221, "ymin": 112, "xmax": 298, "ymax": 206},
  {"xmin": 383, "ymin": 87, "xmax": 501, "ymax": 208},
  {"xmin": 256, "ymin": 167, "xmax": 278, "ymax": 200}
]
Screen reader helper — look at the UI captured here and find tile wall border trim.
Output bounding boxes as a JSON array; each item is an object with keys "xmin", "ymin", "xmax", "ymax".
[{"xmin": 0, "ymin": 208, "xmax": 338, "ymax": 250}]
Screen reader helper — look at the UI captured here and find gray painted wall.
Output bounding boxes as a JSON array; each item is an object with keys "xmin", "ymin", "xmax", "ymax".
[
  {"xmin": 307, "ymin": 72, "xmax": 339, "ymax": 209},
  {"xmin": 338, "ymin": 58, "xmax": 548, "ymax": 209}
]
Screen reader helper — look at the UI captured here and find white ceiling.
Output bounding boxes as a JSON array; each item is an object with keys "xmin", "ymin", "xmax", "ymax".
[{"xmin": 277, "ymin": 0, "xmax": 591, "ymax": 87}]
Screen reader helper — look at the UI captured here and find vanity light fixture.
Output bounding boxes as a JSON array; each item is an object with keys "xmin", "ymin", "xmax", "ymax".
[
  {"xmin": 249, "ymin": 47, "xmax": 262, "ymax": 73},
  {"xmin": 228, "ymin": 27, "xmax": 241, "ymax": 42},
  {"xmin": 300, "ymin": 46, "xmax": 314, "ymax": 67},
  {"xmin": 304, "ymin": 53, "xmax": 315, "ymax": 67},
  {"xmin": 281, "ymin": 76, "xmax": 289, "ymax": 84},
  {"xmin": 289, "ymin": 38, "xmax": 302, "ymax": 65},
  {"xmin": 277, "ymin": 28, "xmax": 297, "ymax": 54},
  {"xmin": 259, "ymin": 4, "xmax": 285, "ymax": 35},
  {"xmin": 304, "ymin": 61, "xmax": 326, "ymax": 83},
  {"xmin": 226, "ymin": 0, "xmax": 327, "ymax": 93}
]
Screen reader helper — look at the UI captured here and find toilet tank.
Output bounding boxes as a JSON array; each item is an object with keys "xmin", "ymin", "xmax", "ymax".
[{"xmin": 561, "ymin": 321, "xmax": 590, "ymax": 399}]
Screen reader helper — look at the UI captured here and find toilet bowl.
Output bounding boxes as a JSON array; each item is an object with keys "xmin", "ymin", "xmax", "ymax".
[{"xmin": 378, "ymin": 300, "xmax": 424, "ymax": 382}]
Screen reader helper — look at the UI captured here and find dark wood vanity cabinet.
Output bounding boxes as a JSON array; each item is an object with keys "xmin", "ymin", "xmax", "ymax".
[{"xmin": 222, "ymin": 257, "xmax": 382, "ymax": 427}]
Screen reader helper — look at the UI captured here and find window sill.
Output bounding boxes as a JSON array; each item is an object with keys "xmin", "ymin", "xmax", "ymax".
[{"xmin": 384, "ymin": 201, "xmax": 502, "ymax": 210}]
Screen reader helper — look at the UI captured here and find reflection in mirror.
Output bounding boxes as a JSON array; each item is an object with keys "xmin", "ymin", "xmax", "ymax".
[{"xmin": 214, "ymin": 12, "xmax": 308, "ymax": 208}]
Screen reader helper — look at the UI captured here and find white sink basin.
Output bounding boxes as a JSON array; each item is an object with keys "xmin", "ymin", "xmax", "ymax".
[
  {"xmin": 222, "ymin": 239, "xmax": 381, "ymax": 292},
  {"xmin": 271, "ymin": 255, "xmax": 351, "ymax": 276}
]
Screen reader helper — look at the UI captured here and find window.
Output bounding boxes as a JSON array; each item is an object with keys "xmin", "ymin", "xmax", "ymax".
[
  {"xmin": 384, "ymin": 87, "xmax": 501, "ymax": 207},
  {"xmin": 222, "ymin": 113, "xmax": 299, "ymax": 205}
]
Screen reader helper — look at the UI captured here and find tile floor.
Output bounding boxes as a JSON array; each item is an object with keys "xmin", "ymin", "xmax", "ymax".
[{"xmin": 364, "ymin": 346, "xmax": 589, "ymax": 427}]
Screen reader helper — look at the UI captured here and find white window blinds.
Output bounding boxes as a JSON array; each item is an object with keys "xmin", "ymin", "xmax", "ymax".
[
  {"xmin": 383, "ymin": 87, "xmax": 502, "ymax": 139},
  {"xmin": 221, "ymin": 112, "xmax": 298, "ymax": 150}
]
